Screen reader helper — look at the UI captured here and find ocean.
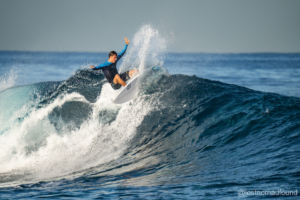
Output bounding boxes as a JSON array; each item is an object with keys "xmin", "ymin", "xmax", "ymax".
[{"xmin": 0, "ymin": 26, "xmax": 300, "ymax": 199}]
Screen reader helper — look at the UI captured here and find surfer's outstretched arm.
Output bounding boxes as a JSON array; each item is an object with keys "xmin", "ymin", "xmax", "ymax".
[
  {"xmin": 90, "ymin": 62, "xmax": 111, "ymax": 70},
  {"xmin": 117, "ymin": 38, "xmax": 130, "ymax": 61}
]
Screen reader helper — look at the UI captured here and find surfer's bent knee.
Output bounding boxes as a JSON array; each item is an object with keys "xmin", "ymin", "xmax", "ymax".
[
  {"xmin": 113, "ymin": 74, "xmax": 120, "ymax": 84},
  {"xmin": 115, "ymin": 74, "xmax": 121, "ymax": 80}
]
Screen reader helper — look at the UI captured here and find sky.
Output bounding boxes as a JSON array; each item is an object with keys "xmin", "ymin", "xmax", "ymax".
[{"xmin": 0, "ymin": 0, "xmax": 300, "ymax": 53}]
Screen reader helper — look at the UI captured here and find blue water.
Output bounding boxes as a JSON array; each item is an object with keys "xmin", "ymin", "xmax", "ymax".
[{"xmin": 1, "ymin": 39, "xmax": 300, "ymax": 198}]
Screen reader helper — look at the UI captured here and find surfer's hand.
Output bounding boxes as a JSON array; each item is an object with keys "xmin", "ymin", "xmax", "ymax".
[
  {"xmin": 125, "ymin": 38, "xmax": 130, "ymax": 45},
  {"xmin": 89, "ymin": 65, "xmax": 95, "ymax": 69}
]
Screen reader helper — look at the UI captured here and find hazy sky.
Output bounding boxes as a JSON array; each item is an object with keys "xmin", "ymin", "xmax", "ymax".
[{"xmin": 0, "ymin": 0, "xmax": 300, "ymax": 53}]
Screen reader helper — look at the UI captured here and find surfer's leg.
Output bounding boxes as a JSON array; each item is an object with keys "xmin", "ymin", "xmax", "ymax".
[
  {"xmin": 129, "ymin": 69, "xmax": 139, "ymax": 77},
  {"xmin": 118, "ymin": 70, "xmax": 138, "ymax": 83},
  {"xmin": 113, "ymin": 74, "xmax": 126, "ymax": 86},
  {"xmin": 120, "ymin": 71, "xmax": 130, "ymax": 82}
]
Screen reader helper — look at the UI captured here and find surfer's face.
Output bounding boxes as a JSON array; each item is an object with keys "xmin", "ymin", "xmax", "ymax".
[{"xmin": 109, "ymin": 55, "xmax": 117, "ymax": 63}]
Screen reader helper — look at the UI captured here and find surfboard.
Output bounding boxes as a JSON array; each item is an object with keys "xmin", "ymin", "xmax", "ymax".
[{"xmin": 113, "ymin": 75, "xmax": 139, "ymax": 104}]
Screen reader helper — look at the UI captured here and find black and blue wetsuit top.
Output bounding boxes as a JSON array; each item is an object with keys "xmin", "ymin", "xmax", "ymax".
[{"xmin": 93, "ymin": 44, "xmax": 128, "ymax": 83}]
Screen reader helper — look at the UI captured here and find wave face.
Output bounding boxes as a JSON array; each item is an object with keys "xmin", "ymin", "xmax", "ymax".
[
  {"xmin": 1, "ymin": 26, "xmax": 300, "ymax": 198},
  {"xmin": 1, "ymin": 70, "xmax": 300, "ymax": 197}
]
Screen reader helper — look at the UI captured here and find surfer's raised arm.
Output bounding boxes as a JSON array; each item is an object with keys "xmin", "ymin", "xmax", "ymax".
[{"xmin": 117, "ymin": 38, "xmax": 130, "ymax": 61}]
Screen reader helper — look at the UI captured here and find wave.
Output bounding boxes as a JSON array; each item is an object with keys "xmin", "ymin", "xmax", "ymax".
[
  {"xmin": 0, "ymin": 66, "xmax": 299, "ymax": 187},
  {"xmin": 0, "ymin": 25, "xmax": 299, "ymax": 190}
]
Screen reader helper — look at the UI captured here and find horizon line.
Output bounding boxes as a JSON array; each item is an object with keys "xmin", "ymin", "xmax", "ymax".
[{"xmin": 1, "ymin": 50, "xmax": 300, "ymax": 55}]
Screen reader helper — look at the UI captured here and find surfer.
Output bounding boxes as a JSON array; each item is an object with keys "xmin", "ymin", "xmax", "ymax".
[{"xmin": 89, "ymin": 38, "xmax": 138, "ymax": 90}]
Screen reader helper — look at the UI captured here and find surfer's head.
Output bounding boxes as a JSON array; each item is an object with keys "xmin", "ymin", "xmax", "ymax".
[{"xmin": 108, "ymin": 51, "xmax": 117, "ymax": 63}]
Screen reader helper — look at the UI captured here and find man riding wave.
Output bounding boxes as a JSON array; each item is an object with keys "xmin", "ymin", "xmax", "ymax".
[{"xmin": 90, "ymin": 38, "xmax": 138, "ymax": 90}]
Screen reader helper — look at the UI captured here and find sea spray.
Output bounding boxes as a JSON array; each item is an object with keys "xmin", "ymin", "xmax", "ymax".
[
  {"xmin": 0, "ymin": 69, "xmax": 17, "ymax": 92},
  {"xmin": 120, "ymin": 25, "xmax": 166, "ymax": 73}
]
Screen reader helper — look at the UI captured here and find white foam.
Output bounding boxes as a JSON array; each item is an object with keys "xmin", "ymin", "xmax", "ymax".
[
  {"xmin": 0, "ymin": 88, "xmax": 155, "ymax": 183},
  {"xmin": 0, "ymin": 93, "xmax": 89, "ymax": 173}
]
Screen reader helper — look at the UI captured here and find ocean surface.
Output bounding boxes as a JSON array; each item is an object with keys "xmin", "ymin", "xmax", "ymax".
[{"xmin": 1, "ymin": 27, "xmax": 300, "ymax": 199}]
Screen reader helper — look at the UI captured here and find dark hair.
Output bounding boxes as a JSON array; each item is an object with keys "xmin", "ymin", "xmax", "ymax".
[{"xmin": 109, "ymin": 51, "xmax": 117, "ymax": 58}]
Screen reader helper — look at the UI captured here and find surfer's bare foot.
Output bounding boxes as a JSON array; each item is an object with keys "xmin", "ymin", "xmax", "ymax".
[{"xmin": 129, "ymin": 69, "xmax": 139, "ymax": 77}]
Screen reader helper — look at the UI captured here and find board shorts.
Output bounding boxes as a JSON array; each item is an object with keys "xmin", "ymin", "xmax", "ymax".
[{"xmin": 111, "ymin": 71, "xmax": 130, "ymax": 90}]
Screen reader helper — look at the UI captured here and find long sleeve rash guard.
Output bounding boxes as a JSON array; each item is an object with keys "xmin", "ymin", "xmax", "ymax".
[{"xmin": 93, "ymin": 44, "xmax": 128, "ymax": 83}]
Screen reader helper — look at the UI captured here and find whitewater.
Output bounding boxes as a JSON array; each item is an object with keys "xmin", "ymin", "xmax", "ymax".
[{"xmin": 0, "ymin": 25, "xmax": 300, "ymax": 199}]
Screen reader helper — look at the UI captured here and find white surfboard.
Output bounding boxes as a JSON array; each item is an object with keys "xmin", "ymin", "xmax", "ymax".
[{"xmin": 113, "ymin": 75, "xmax": 139, "ymax": 104}]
